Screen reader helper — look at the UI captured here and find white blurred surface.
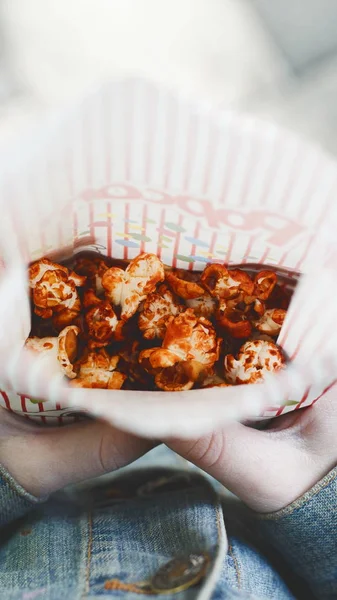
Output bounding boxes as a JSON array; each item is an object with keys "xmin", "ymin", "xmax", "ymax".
[
  {"xmin": 0, "ymin": 0, "xmax": 337, "ymax": 154},
  {"xmin": 2, "ymin": 0, "xmax": 287, "ymax": 104}
]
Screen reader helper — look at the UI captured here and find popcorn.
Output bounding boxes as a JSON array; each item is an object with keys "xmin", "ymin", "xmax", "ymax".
[
  {"xmin": 25, "ymin": 335, "xmax": 58, "ymax": 355},
  {"xmin": 68, "ymin": 271, "xmax": 87, "ymax": 288},
  {"xmin": 138, "ymin": 310, "xmax": 221, "ymax": 390},
  {"xmin": 206, "ymin": 268, "xmax": 280, "ymax": 339},
  {"xmin": 83, "ymin": 288, "xmax": 102, "ymax": 309},
  {"xmin": 186, "ymin": 294, "xmax": 216, "ymax": 319},
  {"xmin": 138, "ymin": 285, "xmax": 182, "ymax": 339},
  {"xmin": 216, "ymin": 299, "xmax": 252, "ymax": 339},
  {"xmin": 165, "ymin": 270, "xmax": 205, "ymax": 299},
  {"xmin": 29, "ymin": 258, "xmax": 68, "ymax": 288},
  {"xmin": 201, "ymin": 371, "xmax": 231, "ymax": 388},
  {"xmin": 138, "ymin": 349, "xmax": 195, "ymax": 391},
  {"xmin": 253, "ymin": 298, "xmax": 265, "ymax": 317},
  {"xmin": 154, "ymin": 365, "xmax": 195, "ymax": 392},
  {"xmin": 139, "ymin": 347, "xmax": 181, "ymax": 372},
  {"xmin": 84, "ymin": 301, "xmax": 118, "ymax": 349},
  {"xmin": 33, "ymin": 270, "xmax": 79, "ymax": 313},
  {"xmin": 253, "ymin": 308, "xmax": 287, "ymax": 336},
  {"xmin": 119, "ymin": 342, "xmax": 154, "ymax": 388},
  {"xmin": 57, "ymin": 325, "xmax": 80, "ymax": 378},
  {"xmin": 74, "ymin": 256, "xmax": 109, "ymax": 295},
  {"xmin": 29, "ymin": 258, "xmax": 86, "ymax": 325},
  {"xmin": 102, "ymin": 253, "xmax": 165, "ymax": 320},
  {"xmin": 26, "ymin": 254, "xmax": 289, "ymax": 392},
  {"xmin": 70, "ymin": 349, "xmax": 126, "ymax": 389},
  {"xmin": 253, "ymin": 270, "xmax": 277, "ymax": 301},
  {"xmin": 224, "ymin": 340, "xmax": 285, "ymax": 384},
  {"xmin": 174, "ymin": 269, "xmax": 202, "ymax": 283},
  {"xmin": 25, "ymin": 325, "xmax": 80, "ymax": 379},
  {"xmin": 201, "ymin": 264, "xmax": 254, "ymax": 301},
  {"xmin": 163, "ymin": 309, "xmax": 220, "ymax": 368}
]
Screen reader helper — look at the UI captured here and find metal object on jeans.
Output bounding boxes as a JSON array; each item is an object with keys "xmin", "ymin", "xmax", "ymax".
[
  {"xmin": 137, "ymin": 474, "xmax": 191, "ymax": 497},
  {"xmin": 150, "ymin": 553, "xmax": 210, "ymax": 594}
]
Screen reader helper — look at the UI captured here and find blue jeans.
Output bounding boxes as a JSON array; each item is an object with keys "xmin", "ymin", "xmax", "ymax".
[{"xmin": 0, "ymin": 446, "xmax": 336, "ymax": 599}]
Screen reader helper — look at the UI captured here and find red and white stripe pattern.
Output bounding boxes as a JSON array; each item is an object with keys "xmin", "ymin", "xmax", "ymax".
[{"xmin": 0, "ymin": 79, "xmax": 337, "ymax": 429}]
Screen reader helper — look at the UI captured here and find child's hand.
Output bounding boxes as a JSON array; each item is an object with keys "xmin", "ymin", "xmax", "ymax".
[
  {"xmin": 0, "ymin": 408, "xmax": 153, "ymax": 497},
  {"xmin": 167, "ymin": 388, "xmax": 337, "ymax": 513}
]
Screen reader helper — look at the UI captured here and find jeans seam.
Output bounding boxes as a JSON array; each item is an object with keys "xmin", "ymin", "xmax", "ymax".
[
  {"xmin": 256, "ymin": 467, "xmax": 337, "ymax": 521},
  {"xmin": 228, "ymin": 544, "xmax": 241, "ymax": 590},
  {"xmin": 197, "ymin": 499, "xmax": 229, "ymax": 600},
  {"xmin": 215, "ymin": 502, "xmax": 222, "ymax": 539},
  {"xmin": 82, "ymin": 511, "xmax": 93, "ymax": 597},
  {"xmin": 0, "ymin": 464, "xmax": 42, "ymax": 504}
]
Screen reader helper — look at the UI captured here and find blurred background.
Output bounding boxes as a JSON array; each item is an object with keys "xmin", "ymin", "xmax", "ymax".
[{"xmin": 0, "ymin": 0, "xmax": 337, "ymax": 154}]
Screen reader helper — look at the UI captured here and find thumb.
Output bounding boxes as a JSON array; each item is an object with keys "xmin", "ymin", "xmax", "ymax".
[
  {"xmin": 166, "ymin": 419, "xmax": 317, "ymax": 512},
  {"xmin": 1, "ymin": 418, "xmax": 154, "ymax": 497}
]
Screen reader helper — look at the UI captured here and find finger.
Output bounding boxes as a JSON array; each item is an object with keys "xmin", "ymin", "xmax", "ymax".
[
  {"xmin": 166, "ymin": 421, "xmax": 318, "ymax": 512},
  {"xmin": 1, "ymin": 419, "xmax": 154, "ymax": 497},
  {"xmin": 0, "ymin": 405, "xmax": 43, "ymax": 434}
]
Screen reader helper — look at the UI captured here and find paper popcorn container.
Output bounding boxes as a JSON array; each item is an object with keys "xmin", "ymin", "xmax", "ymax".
[{"xmin": 1, "ymin": 78, "xmax": 337, "ymax": 438}]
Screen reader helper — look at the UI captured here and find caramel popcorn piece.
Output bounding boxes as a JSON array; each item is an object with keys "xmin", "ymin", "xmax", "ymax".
[
  {"xmin": 83, "ymin": 287, "xmax": 126, "ymax": 343},
  {"xmin": 25, "ymin": 325, "xmax": 80, "ymax": 379},
  {"xmin": 138, "ymin": 348, "xmax": 195, "ymax": 391},
  {"xmin": 119, "ymin": 342, "xmax": 154, "ymax": 387},
  {"xmin": 68, "ymin": 271, "xmax": 87, "ymax": 287},
  {"xmin": 138, "ymin": 285, "xmax": 182, "ymax": 339},
  {"xmin": 106, "ymin": 371, "xmax": 127, "ymax": 390},
  {"xmin": 165, "ymin": 271, "xmax": 204, "ymax": 300},
  {"xmin": 138, "ymin": 347, "xmax": 181, "ymax": 373},
  {"xmin": 74, "ymin": 256, "xmax": 109, "ymax": 294},
  {"xmin": 253, "ymin": 308, "xmax": 286, "ymax": 336},
  {"xmin": 25, "ymin": 336, "xmax": 58, "ymax": 354},
  {"xmin": 102, "ymin": 253, "xmax": 165, "ymax": 320},
  {"xmin": 140, "ymin": 348, "xmax": 218, "ymax": 390},
  {"xmin": 186, "ymin": 294, "xmax": 216, "ymax": 319},
  {"xmin": 33, "ymin": 270, "xmax": 79, "ymax": 311},
  {"xmin": 83, "ymin": 288, "xmax": 102, "ymax": 309},
  {"xmin": 252, "ymin": 270, "xmax": 277, "ymax": 301},
  {"xmin": 52, "ymin": 308, "xmax": 81, "ymax": 331},
  {"xmin": 174, "ymin": 269, "xmax": 202, "ymax": 282},
  {"xmin": 29, "ymin": 258, "xmax": 86, "ymax": 324},
  {"xmin": 180, "ymin": 359, "xmax": 211, "ymax": 382},
  {"xmin": 224, "ymin": 339, "xmax": 285, "ymax": 385},
  {"xmin": 154, "ymin": 365, "xmax": 194, "ymax": 392},
  {"xmin": 201, "ymin": 264, "xmax": 254, "ymax": 301},
  {"xmin": 253, "ymin": 298, "xmax": 265, "ymax": 317},
  {"xmin": 57, "ymin": 325, "xmax": 80, "ymax": 378},
  {"xmin": 70, "ymin": 349, "xmax": 126, "ymax": 389},
  {"xmin": 216, "ymin": 300, "xmax": 252, "ymax": 339},
  {"xmin": 34, "ymin": 306, "xmax": 53, "ymax": 319},
  {"xmin": 217, "ymin": 315, "xmax": 252, "ymax": 339},
  {"xmin": 29, "ymin": 258, "xmax": 68, "ymax": 288},
  {"xmin": 84, "ymin": 301, "xmax": 118, "ymax": 349},
  {"xmin": 163, "ymin": 309, "xmax": 221, "ymax": 368},
  {"xmin": 29, "ymin": 258, "xmax": 86, "ymax": 295},
  {"xmin": 236, "ymin": 271, "xmax": 278, "ymax": 307},
  {"xmin": 201, "ymin": 371, "xmax": 231, "ymax": 388}
]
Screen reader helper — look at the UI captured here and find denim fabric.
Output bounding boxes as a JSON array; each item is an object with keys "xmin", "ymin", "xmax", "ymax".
[
  {"xmin": 0, "ymin": 465, "xmax": 46, "ymax": 528},
  {"xmin": 257, "ymin": 467, "xmax": 337, "ymax": 600},
  {"xmin": 0, "ymin": 448, "xmax": 335, "ymax": 600}
]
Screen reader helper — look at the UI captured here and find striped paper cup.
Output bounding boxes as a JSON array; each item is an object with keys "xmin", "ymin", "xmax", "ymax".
[{"xmin": 0, "ymin": 78, "xmax": 337, "ymax": 437}]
